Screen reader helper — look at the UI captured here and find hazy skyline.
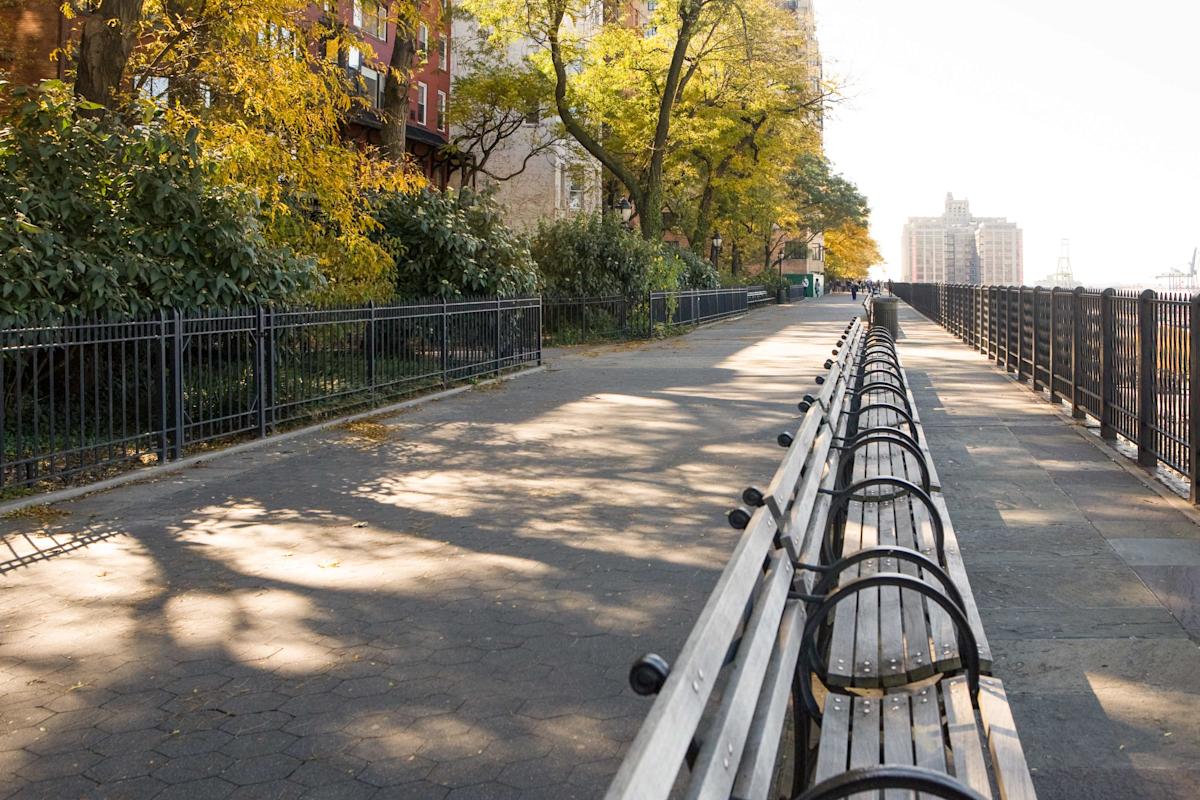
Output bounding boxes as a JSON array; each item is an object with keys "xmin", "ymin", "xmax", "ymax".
[{"xmin": 817, "ymin": 0, "xmax": 1200, "ymax": 287}]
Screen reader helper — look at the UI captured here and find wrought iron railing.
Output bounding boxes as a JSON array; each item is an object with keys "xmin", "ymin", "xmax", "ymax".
[
  {"xmin": 1, "ymin": 297, "xmax": 542, "ymax": 494},
  {"xmin": 892, "ymin": 283, "xmax": 1199, "ymax": 500}
]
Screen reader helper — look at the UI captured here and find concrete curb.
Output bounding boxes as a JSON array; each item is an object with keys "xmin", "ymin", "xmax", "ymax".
[{"xmin": 0, "ymin": 365, "xmax": 546, "ymax": 518}]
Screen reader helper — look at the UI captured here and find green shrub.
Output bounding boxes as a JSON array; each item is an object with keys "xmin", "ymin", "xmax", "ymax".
[
  {"xmin": 0, "ymin": 82, "xmax": 317, "ymax": 326},
  {"xmin": 532, "ymin": 213, "xmax": 716, "ymax": 297},
  {"xmin": 371, "ymin": 187, "xmax": 539, "ymax": 299}
]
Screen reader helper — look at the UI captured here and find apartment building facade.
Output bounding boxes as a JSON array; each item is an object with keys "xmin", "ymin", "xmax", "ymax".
[
  {"xmin": 902, "ymin": 193, "xmax": 1023, "ymax": 284},
  {"xmin": 448, "ymin": 18, "xmax": 602, "ymax": 230},
  {"xmin": 0, "ymin": 1, "xmax": 451, "ymax": 183}
]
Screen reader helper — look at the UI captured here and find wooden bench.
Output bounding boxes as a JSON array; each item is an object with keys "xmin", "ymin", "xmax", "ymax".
[{"xmin": 605, "ymin": 319, "xmax": 1037, "ymax": 800}]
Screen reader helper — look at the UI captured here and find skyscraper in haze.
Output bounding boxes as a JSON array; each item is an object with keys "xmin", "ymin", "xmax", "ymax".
[{"xmin": 902, "ymin": 194, "xmax": 1023, "ymax": 284}]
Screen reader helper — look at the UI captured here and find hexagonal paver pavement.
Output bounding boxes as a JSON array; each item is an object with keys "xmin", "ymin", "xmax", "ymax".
[{"xmin": 0, "ymin": 301, "xmax": 854, "ymax": 798}]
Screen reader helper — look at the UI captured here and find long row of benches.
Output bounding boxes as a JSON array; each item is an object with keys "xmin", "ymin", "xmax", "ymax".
[{"xmin": 605, "ymin": 314, "xmax": 1037, "ymax": 800}]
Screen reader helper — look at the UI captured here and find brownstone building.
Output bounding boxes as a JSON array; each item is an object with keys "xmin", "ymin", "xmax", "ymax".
[{"xmin": 0, "ymin": 1, "xmax": 452, "ymax": 183}]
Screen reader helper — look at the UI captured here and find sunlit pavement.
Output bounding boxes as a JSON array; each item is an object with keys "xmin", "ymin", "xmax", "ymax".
[
  {"xmin": 898, "ymin": 303, "xmax": 1200, "ymax": 800},
  {"xmin": 0, "ymin": 298, "xmax": 859, "ymax": 800}
]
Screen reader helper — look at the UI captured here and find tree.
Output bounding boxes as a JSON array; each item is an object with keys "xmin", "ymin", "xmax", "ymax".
[
  {"xmin": 824, "ymin": 221, "xmax": 880, "ymax": 281},
  {"xmin": 72, "ymin": 0, "xmax": 147, "ymax": 109},
  {"xmin": 446, "ymin": 29, "xmax": 564, "ymax": 184},
  {"xmin": 378, "ymin": 1, "xmax": 425, "ymax": 161},
  {"xmin": 462, "ymin": 0, "xmax": 738, "ymax": 240},
  {"xmin": 123, "ymin": 0, "xmax": 420, "ymax": 302}
]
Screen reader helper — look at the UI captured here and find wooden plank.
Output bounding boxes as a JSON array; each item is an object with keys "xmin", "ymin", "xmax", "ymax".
[
  {"xmin": 603, "ymin": 506, "xmax": 780, "ymax": 800},
  {"xmin": 882, "ymin": 693, "xmax": 916, "ymax": 800},
  {"xmin": 932, "ymin": 494, "xmax": 994, "ymax": 672},
  {"xmin": 852, "ymin": 438, "xmax": 881, "ymax": 687},
  {"xmin": 812, "ymin": 693, "xmax": 852, "ymax": 785},
  {"xmin": 827, "ymin": 466, "xmax": 864, "ymax": 687},
  {"xmin": 875, "ymin": 439, "xmax": 907, "ymax": 687},
  {"xmin": 687, "ymin": 553, "xmax": 795, "ymax": 800},
  {"xmin": 911, "ymin": 495, "xmax": 960, "ymax": 674},
  {"xmin": 732, "ymin": 600, "xmax": 806, "ymax": 800},
  {"xmin": 977, "ymin": 678, "xmax": 1038, "ymax": 800},
  {"xmin": 909, "ymin": 684, "xmax": 946, "ymax": 774},
  {"xmin": 850, "ymin": 696, "xmax": 882, "ymax": 800},
  {"xmin": 942, "ymin": 677, "xmax": 993, "ymax": 799},
  {"xmin": 891, "ymin": 449, "xmax": 935, "ymax": 683}
]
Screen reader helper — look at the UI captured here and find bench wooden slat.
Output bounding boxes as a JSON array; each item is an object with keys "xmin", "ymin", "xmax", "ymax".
[
  {"xmin": 882, "ymin": 694, "xmax": 916, "ymax": 800},
  {"xmin": 687, "ymin": 552, "xmax": 796, "ymax": 800},
  {"xmin": 943, "ymin": 677, "xmax": 993, "ymax": 798},
  {"xmin": 876, "ymin": 440, "xmax": 908, "ymax": 687},
  {"xmin": 908, "ymin": 493, "xmax": 959, "ymax": 673},
  {"xmin": 813, "ymin": 693, "xmax": 852, "ymax": 784},
  {"xmin": 850, "ymin": 696, "xmax": 881, "ymax": 800},
  {"xmin": 731, "ymin": 599, "xmax": 806, "ymax": 800},
  {"xmin": 910, "ymin": 684, "xmax": 946, "ymax": 774},
  {"xmin": 603, "ymin": 506, "xmax": 780, "ymax": 800},
  {"xmin": 978, "ymin": 678, "xmax": 1037, "ymax": 800},
  {"xmin": 852, "ymin": 439, "xmax": 882, "ymax": 686}
]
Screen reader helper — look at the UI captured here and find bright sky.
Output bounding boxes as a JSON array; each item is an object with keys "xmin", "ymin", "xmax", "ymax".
[{"xmin": 816, "ymin": 0, "xmax": 1200, "ymax": 287}]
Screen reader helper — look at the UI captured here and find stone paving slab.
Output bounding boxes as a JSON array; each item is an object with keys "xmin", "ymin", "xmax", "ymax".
[
  {"xmin": 0, "ymin": 299, "xmax": 858, "ymax": 800},
  {"xmin": 897, "ymin": 303, "xmax": 1200, "ymax": 800}
]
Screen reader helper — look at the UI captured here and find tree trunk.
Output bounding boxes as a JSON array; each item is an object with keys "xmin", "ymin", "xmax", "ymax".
[
  {"xmin": 75, "ymin": 0, "xmax": 146, "ymax": 110},
  {"xmin": 380, "ymin": 34, "xmax": 415, "ymax": 161}
]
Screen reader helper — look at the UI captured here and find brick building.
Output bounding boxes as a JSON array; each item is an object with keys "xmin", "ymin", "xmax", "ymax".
[
  {"xmin": 0, "ymin": 1, "xmax": 69, "ymax": 87},
  {"xmin": 0, "ymin": 1, "xmax": 451, "ymax": 184}
]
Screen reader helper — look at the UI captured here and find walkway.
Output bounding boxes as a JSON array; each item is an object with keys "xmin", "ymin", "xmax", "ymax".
[
  {"xmin": 5, "ymin": 296, "xmax": 1200, "ymax": 800},
  {"xmin": 0, "ymin": 300, "xmax": 856, "ymax": 800},
  {"xmin": 898, "ymin": 302, "xmax": 1200, "ymax": 800}
]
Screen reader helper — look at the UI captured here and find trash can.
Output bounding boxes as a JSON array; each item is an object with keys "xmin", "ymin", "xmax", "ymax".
[
  {"xmin": 871, "ymin": 296, "xmax": 899, "ymax": 340},
  {"xmin": 777, "ymin": 287, "xmax": 788, "ymax": 304}
]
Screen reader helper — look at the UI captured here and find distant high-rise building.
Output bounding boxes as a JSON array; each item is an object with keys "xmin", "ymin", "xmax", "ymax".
[{"xmin": 902, "ymin": 194, "xmax": 1023, "ymax": 284}]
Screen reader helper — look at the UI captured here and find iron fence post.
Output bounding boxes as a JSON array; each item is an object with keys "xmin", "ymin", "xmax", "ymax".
[
  {"xmin": 1072, "ymin": 287, "xmax": 1086, "ymax": 419},
  {"xmin": 255, "ymin": 305, "xmax": 268, "ymax": 439},
  {"xmin": 495, "ymin": 297, "xmax": 502, "ymax": 374},
  {"xmin": 1138, "ymin": 289, "xmax": 1158, "ymax": 467},
  {"xmin": 1100, "ymin": 288, "xmax": 1116, "ymax": 440},
  {"xmin": 171, "ymin": 309, "xmax": 185, "ymax": 460},
  {"xmin": 1016, "ymin": 287, "xmax": 1025, "ymax": 380},
  {"xmin": 537, "ymin": 298, "xmax": 543, "ymax": 366},
  {"xmin": 1049, "ymin": 288, "xmax": 1059, "ymax": 403},
  {"xmin": 441, "ymin": 298, "xmax": 449, "ymax": 389},
  {"xmin": 1189, "ymin": 294, "xmax": 1200, "ymax": 502},
  {"xmin": 366, "ymin": 300, "xmax": 376, "ymax": 394},
  {"xmin": 1032, "ymin": 287, "xmax": 1042, "ymax": 390},
  {"xmin": 158, "ymin": 310, "xmax": 169, "ymax": 463}
]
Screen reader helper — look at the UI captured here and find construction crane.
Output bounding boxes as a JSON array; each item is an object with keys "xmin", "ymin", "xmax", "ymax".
[
  {"xmin": 1156, "ymin": 247, "xmax": 1199, "ymax": 290},
  {"xmin": 1050, "ymin": 239, "xmax": 1075, "ymax": 287}
]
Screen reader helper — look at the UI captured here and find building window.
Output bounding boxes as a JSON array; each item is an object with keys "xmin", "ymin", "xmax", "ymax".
[
  {"xmin": 438, "ymin": 37, "xmax": 448, "ymax": 70},
  {"xmin": 360, "ymin": 65, "xmax": 382, "ymax": 107},
  {"xmin": 355, "ymin": 2, "xmax": 388, "ymax": 40},
  {"xmin": 437, "ymin": 90, "xmax": 447, "ymax": 131},
  {"xmin": 416, "ymin": 81, "xmax": 427, "ymax": 125},
  {"xmin": 347, "ymin": 45, "xmax": 362, "ymax": 70},
  {"xmin": 417, "ymin": 23, "xmax": 429, "ymax": 61},
  {"xmin": 568, "ymin": 177, "xmax": 584, "ymax": 210}
]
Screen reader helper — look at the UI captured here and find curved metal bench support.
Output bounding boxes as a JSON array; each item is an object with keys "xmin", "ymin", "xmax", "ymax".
[
  {"xmin": 796, "ymin": 573, "xmax": 981, "ymax": 721},
  {"xmin": 850, "ymin": 383, "xmax": 912, "ymax": 412},
  {"xmin": 835, "ymin": 435, "xmax": 931, "ymax": 496},
  {"xmin": 821, "ymin": 477, "xmax": 945, "ymax": 565},
  {"xmin": 795, "ymin": 766, "xmax": 989, "ymax": 800},
  {"xmin": 850, "ymin": 403, "xmax": 918, "ymax": 437}
]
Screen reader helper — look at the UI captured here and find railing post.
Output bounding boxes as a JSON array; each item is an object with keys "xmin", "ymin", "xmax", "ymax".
[
  {"xmin": 366, "ymin": 300, "xmax": 376, "ymax": 394},
  {"xmin": 1016, "ymin": 287, "xmax": 1026, "ymax": 381},
  {"xmin": 1138, "ymin": 289, "xmax": 1158, "ymax": 467},
  {"xmin": 441, "ymin": 298, "xmax": 449, "ymax": 389},
  {"xmin": 1049, "ymin": 288, "xmax": 1059, "ymax": 403},
  {"xmin": 1001, "ymin": 288, "xmax": 1010, "ymax": 371},
  {"xmin": 495, "ymin": 297, "xmax": 502, "ymax": 374},
  {"xmin": 1071, "ymin": 287, "xmax": 1086, "ymax": 419},
  {"xmin": 171, "ymin": 309, "xmax": 185, "ymax": 461},
  {"xmin": 1100, "ymin": 288, "xmax": 1117, "ymax": 440},
  {"xmin": 255, "ymin": 305, "xmax": 268, "ymax": 439},
  {"xmin": 1031, "ymin": 287, "xmax": 1042, "ymax": 390},
  {"xmin": 537, "ymin": 298, "xmax": 544, "ymax": 367},
  {"xmin": 157, "ymin": 310, "xmax": 170, "ymax": 464},
  {"xmin": 977, "ymin": 286, "xmax": 984, "ymax": 353},
  {"xmin": 1189, "ymin": 294, "xmax": 1200, "ymax": 502}
]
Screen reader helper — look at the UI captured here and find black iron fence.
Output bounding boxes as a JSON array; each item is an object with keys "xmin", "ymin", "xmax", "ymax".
[
  {"xmin": 3, "ymin": 284, "xmax": 790, "ymax": 498},
  {"xmin": 1, "ymin": 298, "xmax": 541, "ymax": 494},
  {"xmin": 893, "ymin": 283, "xmax": 1200, "ymax": 500}
]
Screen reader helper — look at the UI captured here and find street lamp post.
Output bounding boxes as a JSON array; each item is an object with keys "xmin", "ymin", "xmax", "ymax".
[{"xmin": 710, "ymin": 231, "xmax": 723, "ymax": 269}]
